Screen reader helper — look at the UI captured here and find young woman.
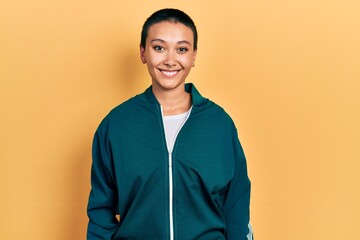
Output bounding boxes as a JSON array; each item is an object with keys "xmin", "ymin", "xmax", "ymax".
[{"xmin": 87, "ymin": 8, "xmax": 253, "ymax": 240}]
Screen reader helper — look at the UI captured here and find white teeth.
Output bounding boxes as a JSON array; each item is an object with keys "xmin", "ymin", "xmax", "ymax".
[{"xmin": 162, "ymin": 71, "xmax": 178, "ymax": 77}]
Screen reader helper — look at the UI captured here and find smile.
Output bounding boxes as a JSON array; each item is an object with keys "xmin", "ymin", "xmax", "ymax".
[{"xmin": 159, "ymin": 69, "xmax": 180, "ymax": 78}]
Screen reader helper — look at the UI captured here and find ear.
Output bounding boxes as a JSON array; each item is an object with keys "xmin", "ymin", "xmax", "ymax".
[
  {"xmin": 140, "ymin": 44, "xmax": 146, "ymax": 64},
  {"xmin": 192, "ymin": 49, "xmax": 197, "ymax": 67}
]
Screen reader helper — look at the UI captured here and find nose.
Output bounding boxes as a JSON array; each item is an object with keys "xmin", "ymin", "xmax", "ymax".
[{"xmin": 164, "ymin": 51, "xmax": 177, "ymax": 68}]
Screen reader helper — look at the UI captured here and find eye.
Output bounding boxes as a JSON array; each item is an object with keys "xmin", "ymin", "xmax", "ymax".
[
  {"xmin": 178, "ymin": 47, "xmax": 189, "ymax": 53},
  {"xmin": 153, "ymin": 45, "xmax": 165, "ymax": 52}
]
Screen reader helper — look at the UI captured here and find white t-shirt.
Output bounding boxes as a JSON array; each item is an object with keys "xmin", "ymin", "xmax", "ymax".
[{"xmin": 162, "ymin": 108, "xmax": 192, "ymax": 153}]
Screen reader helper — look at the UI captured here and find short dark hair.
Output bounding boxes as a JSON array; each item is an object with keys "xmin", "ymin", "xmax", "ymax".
[{"xmin": 140, "ymin": 8, "xmax": 198, "ymax": 50}]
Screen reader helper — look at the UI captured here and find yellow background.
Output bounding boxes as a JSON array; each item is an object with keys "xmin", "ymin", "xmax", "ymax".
[{"xmin": 1, "ymin": 0, "xmax": 359, "ymax": 239}]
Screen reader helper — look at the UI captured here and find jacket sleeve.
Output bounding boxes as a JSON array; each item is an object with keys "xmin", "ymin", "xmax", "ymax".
[
  {"xmin": 222, "ymin": 131, "xmax": 253, "ymax": 240},
  {"xmin": 87, "ymin": 128, "xmax": 119, "ymax": 239}
]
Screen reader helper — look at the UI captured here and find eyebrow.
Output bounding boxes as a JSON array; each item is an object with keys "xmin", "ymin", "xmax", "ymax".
[{"xmin": 151, "ymin": 39, "xmax": 192, "ymax": 46}]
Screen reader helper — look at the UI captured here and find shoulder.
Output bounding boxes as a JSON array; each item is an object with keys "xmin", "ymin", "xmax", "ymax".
[
  {"xmin": 95, "ymin": 94, "xmax": 143, "ymax": 135},
  {"xmin": 108, "ymin": 95, "xmax": 140, "ymax": 118},
  {"xmin": 192, "ymin": 84, "xmax": 233, "ymax": 125},
  {"xmin": 208, "ymin": 99, "xmax": 236, "ymax": 126},
  {"xmin": 195, "ymin": 98, "xmax": 238, "ymax": 137}
]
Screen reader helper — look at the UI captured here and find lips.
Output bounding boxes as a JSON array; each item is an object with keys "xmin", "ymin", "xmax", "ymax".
[{"xmin": 159, "ymin": 69, "xmax": 180, "ymax": 78}]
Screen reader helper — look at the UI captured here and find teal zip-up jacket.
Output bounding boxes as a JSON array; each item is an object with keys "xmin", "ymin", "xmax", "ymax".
[{"xmin": 87, "ymin": 83, "xmax": 253, "ymax": 240}]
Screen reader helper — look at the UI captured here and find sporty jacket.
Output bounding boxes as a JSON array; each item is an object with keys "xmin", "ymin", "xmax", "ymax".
[{"xmin": 87, "ymin": 83, "xmax": 252, "ymax": 240}]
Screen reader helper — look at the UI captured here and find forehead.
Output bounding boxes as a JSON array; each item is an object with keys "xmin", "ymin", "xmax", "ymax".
[{"xmin": 147, "ymin": 21, "xmax": 194, "ymax": 44}]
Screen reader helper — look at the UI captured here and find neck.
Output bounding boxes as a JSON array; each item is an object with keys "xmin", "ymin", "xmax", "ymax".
[{"xmin": 152, "ymin": 84, "xmax": 192, "ymax": 116}]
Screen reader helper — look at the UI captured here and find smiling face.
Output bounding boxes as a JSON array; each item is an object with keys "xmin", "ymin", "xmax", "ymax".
[{"xmin": 140, "ymin": 21, "xmax": 197, "ymax": 92}]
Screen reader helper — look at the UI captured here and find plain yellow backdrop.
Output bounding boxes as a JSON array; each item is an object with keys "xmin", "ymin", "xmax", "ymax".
[{"xmin": 1, "ymin": 0, "xmax": 359, "ymax": 239}]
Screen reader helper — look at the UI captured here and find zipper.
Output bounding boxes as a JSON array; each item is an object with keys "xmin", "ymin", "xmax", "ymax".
[
  {"xmin": 168, "ymin": 153, "xmax": 174, "ymax": 240},
  {"xmin": 159, "ymin": 105, "xmax": 192, "ymax": 240}
]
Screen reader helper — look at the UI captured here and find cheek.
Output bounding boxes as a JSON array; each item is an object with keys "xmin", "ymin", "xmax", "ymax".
[
  {"xmin": 181, "ymin": 56, "xmax": 195, "ymax": 68},
  {"xmin": 183, "ymin": 58, "xmax": 194, "ymax": 68},
  {"xmin": 147, "ymin": 54, "xmax": 163, "ymax": 67},
  {"xmin": 144, "ymin": 49, "xmax": 158, "ymax": 62}
]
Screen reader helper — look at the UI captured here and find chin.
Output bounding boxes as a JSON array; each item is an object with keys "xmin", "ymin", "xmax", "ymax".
[{"xmin": 153, "ymin": 79, "xmax": 184, "ymax": 91}]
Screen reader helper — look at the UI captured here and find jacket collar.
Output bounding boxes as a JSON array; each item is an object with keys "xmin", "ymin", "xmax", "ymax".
[{"xmin": 139, "ymin": 83, "xmax": 207, "ymax": 108}]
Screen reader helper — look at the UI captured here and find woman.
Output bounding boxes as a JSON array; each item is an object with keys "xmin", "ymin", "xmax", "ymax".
[{"xmin": 87, "ymin": 8, "xmax": 253, "ymax": 240}]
